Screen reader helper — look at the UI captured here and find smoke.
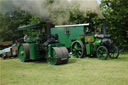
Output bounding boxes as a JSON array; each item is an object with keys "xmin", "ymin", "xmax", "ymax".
[
  {"xmin": 70, "ymin": 0, "xmax": 104, "ymax": 18},
  {"xmin": 0, "ymin": 0, "xmax": 104, "ymax": 24},
  {"xmin": 0, "ymin": 0, "xmax": 49, "ymax": 17},
  {"xmin": 13, "ymin": 0, "xmax": 50, "ymax": 17}
]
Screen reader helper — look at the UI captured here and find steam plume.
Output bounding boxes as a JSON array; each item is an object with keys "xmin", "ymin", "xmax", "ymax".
[{"xmin": 0, "ymin": 0, "xmax": 104, "ymax": 24}]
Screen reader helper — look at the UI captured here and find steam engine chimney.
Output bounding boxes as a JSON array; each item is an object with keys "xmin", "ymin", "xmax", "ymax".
[{"xmin": 102, "ymin": 19, "xmax": 107, "ymax": 36}]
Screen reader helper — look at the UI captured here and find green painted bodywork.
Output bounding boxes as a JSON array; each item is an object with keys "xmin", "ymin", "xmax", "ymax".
[
  {"xmin": 17, "ymin": 23, "xmax": 69, "ymax": 65},
  {"xmin": 25, "ymin": 36, "xmax": 37, "ymax": 43},
  {"xmin": 51, "ymin": 26, "xmax": 84, "ymax": 48},
  {"xmin": 95, "ymin": 38, "xmax": 101, "ymax": 46},
  {"xmin": 47, "ymin": 43, "xmax": 62, "ymax": 65},
  {"xmin": 85, "ymin": 35, "xmax": 95, "ymax": 43},
  {"xmin": 86, "ymin": 44, "xmax": 90, "ymax": 55},
  {"xmin": 29, "ymin": 44, "xmax": 44, "ymax": 60},
  {"xmin": 52, "ymin": 25, "xmax": 101, "ymax": 57},
  {"xmin": 77, "ymin": 34, "xmax": 101, "ymax": 56}
]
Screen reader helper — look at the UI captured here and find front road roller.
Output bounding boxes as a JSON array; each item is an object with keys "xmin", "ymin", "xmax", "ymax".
[
  {"xmin": 48, "ymin": 47, "xmax": 69, "ymax": 65},
  {"xmin": 18, "ymin": 43, "xmax": 30, "ymax": 62}
]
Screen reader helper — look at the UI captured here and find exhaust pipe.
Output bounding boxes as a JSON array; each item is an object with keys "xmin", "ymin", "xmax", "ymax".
[{"xmin": 102, "ymin": 19, "xmax": 107, "ymax": 36}]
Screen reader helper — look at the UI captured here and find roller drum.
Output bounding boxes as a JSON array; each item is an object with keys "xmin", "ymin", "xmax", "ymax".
[
  {"xmin": 18, "ymin": 43, "xmax": 30, "ymax": 62},
  {"xmin": 48, "ymin": 47, "xmax": 69, "ymax": 65}
]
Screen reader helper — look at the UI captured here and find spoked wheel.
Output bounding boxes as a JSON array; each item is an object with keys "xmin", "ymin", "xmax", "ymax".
[
  {"xmin": 97, "ymin": 46, "xmax": 109, "ymax": 60},
  {"xmin": 18, "ymin": 43, "xmax": 30, "ymax": 62},
  {"xmin": 109, "ymin": 46, "xmax": 119, "ymax": 59},
  {"xmin": 71, "ymin": 40, "xmax": 85, "ymax": 58},
  {"xmin": 48, "ymin": 47, "xmax": 69, "ymax": 65}
]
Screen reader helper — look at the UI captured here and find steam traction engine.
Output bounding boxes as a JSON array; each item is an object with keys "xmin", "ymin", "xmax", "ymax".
[
  {"xmin": 72, "ymin": 27, "xmax": 119, "ymax": 60},
  {"xmin": 51, "ymin": 22, "xmax": 119, "ymax": 60},
  {"xmin": 17, "ymin": 22, "xmax": 69, "ymax": 65}
]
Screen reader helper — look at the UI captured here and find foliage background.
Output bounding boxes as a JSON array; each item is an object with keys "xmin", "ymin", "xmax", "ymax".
[{"xmin": 0, "ymin": 0, "xmax": 127, "ymax": 51}]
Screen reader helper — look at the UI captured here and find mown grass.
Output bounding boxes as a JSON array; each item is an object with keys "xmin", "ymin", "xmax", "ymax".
[{"xmin": 0, "ymin": 54, "xmax": 128, "ymax": 85}]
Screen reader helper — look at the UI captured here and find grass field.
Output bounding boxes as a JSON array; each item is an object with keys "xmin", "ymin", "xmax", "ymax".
[{"xmin": 0, "ymin": 54, "xmax": 128, "ymax": 85}]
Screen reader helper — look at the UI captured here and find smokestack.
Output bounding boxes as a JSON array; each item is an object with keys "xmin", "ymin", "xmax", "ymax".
[
  {"xmin": 102, "ymin": 19, "xmax": 107, "ymax": 36},
  {"xmin": 46, "ymin": 22, "xmax": 55, "ymax": 37}
]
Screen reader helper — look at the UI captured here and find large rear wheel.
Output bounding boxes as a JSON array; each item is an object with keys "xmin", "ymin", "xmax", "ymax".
[
  {"xmin": 48, "ymin": 47, "xmax": 69, "ymax": 65},
  {"xmin": 71, "ymin": 40, "xmax": 85, "ymax": 58},
  {"xmin": 18, "ymin": 43, "xmax": 30, "ymax": 62},
  {"xmin": 97, "ymin": 46, "xmax": 109, "ymax": 60}
]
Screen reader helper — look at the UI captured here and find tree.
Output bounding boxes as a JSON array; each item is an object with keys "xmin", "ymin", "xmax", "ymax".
[
  {"xmin": 0, "ymin": 11, "xmax": 32, "ymax": 42},
  {"xmin": 69, "ymin": 4, "xmax": 102, "ymax": 31},
  {"xmin": 100, "ymin": 0, "xmax": 128, "ymax": 51}
]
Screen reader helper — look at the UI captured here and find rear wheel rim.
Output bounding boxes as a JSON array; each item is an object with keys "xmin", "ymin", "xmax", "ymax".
[
  {"xmin": 109, "ymin": 46, "xmax": 119, "ymax": 59},
  {"xmin": 71, "ymin": 41, "xmax": 84, "ymax": 58},
  {"xmin": 97, "ymin": 46, "xmax": 108, "ymax": 60}
]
